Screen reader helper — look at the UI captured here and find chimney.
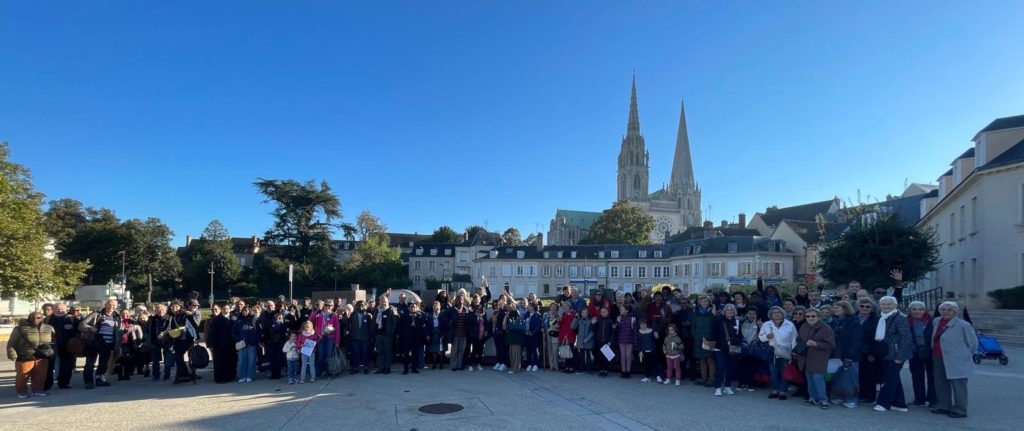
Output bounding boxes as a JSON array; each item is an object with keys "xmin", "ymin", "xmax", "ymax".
[
  {"xmin": 738, "ymin": 213, "xmax": 747, "ymax": 228},
  {"xmin": 703, "ymin": 220, "xmax": 714, "ymax": 229},
  {"xmin": 186, "ymin": 235, "xmax": 192, "ymax": 246},
  {"xmin": 464, "ymin": 231, "xmax": 470, "ymax": 241},
  {"xmin": 534, "ymin": 232, "xmax": 544, "ymax": 251},
  {"xmin": 252, "ymin": 235, "xmax": 258, "ymax": 246}
]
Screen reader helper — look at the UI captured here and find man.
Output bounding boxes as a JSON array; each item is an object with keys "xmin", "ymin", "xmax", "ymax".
[
  {"xmin": 79, "ymin": 299, "xmax": 123, "ymax": 389},
  {"xmin": 396, "ymin": 293, "xmax": 409, "ymax": 316},
  {"xmin": 373, "ymin": 296, "xmax": 399, "ymax": 374},
  {"xmin": 149, "ymin": 304, "xmax": 173, "ymax": 381},
  {"xmin": 444, "ymin": 297, "xmax": 470, "ymax": 371},
  {"xmin": 299, "ymin": 297, "xmax": 314, "ymax": 327},
  {"xmin": 7, "ymin": 311, "xmax": 55, "ymax": 398},
  {"xmin": 808, "ymin": 290, "xmax": 826, "ymax": 309},
  {"xmin": 46, "ymin": 303, "xmax": 77, "ymax": 390},
  {"xmin": 170, "ymin": 300, "xmax": 201, "ymax": 383},
  {"xmin": 348, "ymin": 300, "xmax": 373, "ymax": 374}
]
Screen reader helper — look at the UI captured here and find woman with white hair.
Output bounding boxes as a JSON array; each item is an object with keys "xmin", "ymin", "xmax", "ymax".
[
  {"xmin": 907, "ymin": 301, "xmax": 936, "ymax": 406},
  {"xmin": 926, "ymin": 301, "xmax": 978, "ymax": 419},
  {"xmin": 758, "ymin": 306, "xmax": 796, "ymax": 400},
  {"xmin": 873, "ymin": 296, "xmax": 913, "ymax": 412}
]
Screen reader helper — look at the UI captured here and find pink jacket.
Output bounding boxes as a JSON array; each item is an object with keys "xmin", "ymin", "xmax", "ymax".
[{"xmin": 311, "ymin": 311, "xmax": 341, "ymax": 345}]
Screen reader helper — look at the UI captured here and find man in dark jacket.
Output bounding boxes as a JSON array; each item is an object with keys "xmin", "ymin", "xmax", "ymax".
[
  {"xmin": 348, "ymin": 301, "xmax": 373, "ymax": 374},
  {"xmin": 79, "ymin": 299, "xmax": 123, "ymax": 389},
  {"xmin": 373, "ymin": 296, "xmax": 399, "ymax": 374},
  {"xmin": 46, "ymin": 303, "xmax": 78, "ymax": 390},
  {"xmin": 398, "ymin": 303, "xmax": 427, "ymax": 374}
]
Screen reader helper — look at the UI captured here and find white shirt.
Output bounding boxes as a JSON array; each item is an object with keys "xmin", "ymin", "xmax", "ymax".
[{"xmin": 758, "ymin": 319, "xmax": 797, "ymax": 359}]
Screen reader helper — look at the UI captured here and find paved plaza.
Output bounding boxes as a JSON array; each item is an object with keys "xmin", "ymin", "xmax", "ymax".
[{"xmin": 1, "ymin": 348, "xmax": 1023, "ymax": 431}]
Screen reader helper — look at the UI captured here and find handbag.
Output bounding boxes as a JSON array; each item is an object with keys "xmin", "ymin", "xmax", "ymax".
[
  {"xmin": 723, "ymin": 321, "xmax": 741, "ymax": 355},
  {"xmin": 328, "ymin": 351, "xmax": 342, "ymax": 375},
  {"xmin": 749, "ymin": 340, "xmax": 773, "ymax": 362},
  {"xmin": 558, "ymin": 343, "xmax": 574, "ymax": 359},
  {"xmin": 783, "ymin": 362, "xmax": 805, "ymax": 384},
  {"xmin": 793, "ymin": 325, "xmax": 821, "ymax": 356},
  {"xmin": 34, "ymin": 344, "xmax": 55, "ymax": 359},
  {"xmin": 188, "ymin": 345, "xmax": 210, "ymax": 369},
  {"xmin": 235, "ymin": 340, "xmax": 246, "ymax": 351},
  {"xmin": 701, "ymin": 338, "xmax": 715, "ymax": 351},
  {"xmin": 167, "ymin": 327, "xmax": 185, "ymax": 339}
]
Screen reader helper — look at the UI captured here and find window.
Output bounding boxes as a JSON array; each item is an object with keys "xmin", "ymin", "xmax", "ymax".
[
  {"xmin": 611, "ymin": 250, "xmax": 619, "ymax": 258},
  {"xmin": 970, "ymin": 197, "xmax": 978, "ymax": 233},
  {"xmin": 416, "ymin": 248, "xmax": 423, "ymax": 256},
  {"xmin": 528, "ymin": 265, "xmax": 537, "ymax": 277},
  {"xmin": 584, "ymin": 266, "xmax": 592, "ymax": 277},
  {"xmin": 741, "ymin": 262, "xmax": 752, "ymax": 275},
  {"xmin": 515, "ymin": 282, "xmax": 525, "ymax": 296},
  {"xmin": 654, "ymin": 266, "xmax": 662, "ymax": 278},
  {"xmin": 624, "ymin": 266, "xmax": 633, "ymax": 278},
  {"xmin": 959, "ymin": 261, "xmax": 965, "ymax": 290},
  {"xmin": 414, "ymin": 261, "xmax": 421, "ymax": 270},
  {"xmin": 638, "ymin": 266, "xmax": 647, "ymax": 278},
  {"xmin": 971, "ymin": 258, "xmax": 977, "ymax": 291},
  {"xmin": 504, "ymin": 281, "xmax": 510, "ymax": 292},
  {"xmin": 528, "ymin": 282, "xmax": 538, "ymax": 294},
  {"xmin": 949, "ymin": 212, "xmax": 955, "ymax": 243},
  {"xmin": 693, "ymin": 246, "xmax": 702, "ymax": 254},
  {"xmin": 429, "ymin": 261, "xmax": 435, "ymax": 270},
  {"xmin": 502, "ymin": 264, "xmax": 512, "ymax": 277},
  {"xmin": 773, "ymin": 262, "xmax": 783, "ymax": 277},
  {"xmin": 414, "ymin": 275, "xmax": 421, "ymax": 284},
  {"xmin": 570, "ymin": 251, "xmax": 577, "ymax": 258},
  {"xmin": 444, "ymin": 249, "xmax": 452, "ymax": 256},
  {"xmin": 662, "ymin": 266, "xmax": 670, "ymax": 278},
  {"xmin": 238, "ymin": 256, "xmax": 246, "ymax": 266},
  {"xmin": 598, "ymin": 251, "xmax": 605, "ymax": 258},
  {"xmin": 639, "ymin": 250, "xmax": 648, "ymax": 258},
  {"xmin": 610, "ymin": 283, "xmax": 619, "ymax": 291},
  {"xmin": 654, "ymin": 250, "xmax": 662, "ymax": 258},
  {"xmin": 544, "ymin": 251, "xmax": 550, "ymax": 258},
  {"xmin": 759, "ymin": 262, "xmax": 769, "ymax": 276},
  {"xmin": 610, "ymin": 266, "xmax": 619, "ymax": 278},
  {"xmin": 555, "ymin": 265, "xmax": 564, "ymax": 277},
  {"xmin": 597, "ymin": 266, "xmax": 606, "ymax": 277},
  {"xmin": 516, "ymin": 265, "xmax": 524, "ymax": 276},
  {"xmin": 693, "ymin": 263, "xmax": 700, "ymax": 276},
  {"xmin": 684, "ymin": 246, "xmax": 691, "ymax": 255},
  {"xmin": 710, "ymin": 263, "xmax": 721, "ymax": 277},
  {"xmin": 542, "ymin": 265, "xmax": 551, "ymax": 277},
  {"xmin": 543, "ymin": 284, "xmax": 550, "ymax": 294},
  {"xmin": 683, "ymin": 264, "xmax": 691, "ymax": 276},
  {"xmin": 728, "ymin": 243, "xmax": 738, "ymax": 253},
  {"xmin": 557, "ymin": 251, "xmax": 564, "ymax": 258},
  {"xmin": 959, "ymin": 205, "xmax": 965, "ymax": 240},
  {"xmin": 569, "ymin": 266, "xmax": 578, "ymax": 277},
  {"xmin": 430, "ymin": 248, "xmax": 438, "ymax": 256},
  {"xmin": 948, "ymin": 263, "xmax": 955, "ymax": 287},
  {"xmin": 516, "ymin": 250, "xmax": 525, "ymax": 259},
  {"xmin": 488, "ymin": 265, "xmax": 497, "ymax": 277}
]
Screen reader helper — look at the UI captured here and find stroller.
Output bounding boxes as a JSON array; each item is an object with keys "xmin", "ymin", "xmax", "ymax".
[{"xmin": 973, "ymin": 331, "xmax": 1009, "ymax": 365}]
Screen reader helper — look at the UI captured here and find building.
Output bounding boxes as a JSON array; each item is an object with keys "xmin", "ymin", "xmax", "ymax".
[
  {"xmin": 549, "ymin": 75, "xmax": 703, "ymax": 245},
  {"xmin": 915, "ymin": 114, "xmax": 1024, "ymax": 309},
  {"xmin": 474, "ymin": 238, "xmax": 794, "ymax": 297},
  {"xmin": 407, "ymin": 230, "xmax": 504, "ymax": 291}
]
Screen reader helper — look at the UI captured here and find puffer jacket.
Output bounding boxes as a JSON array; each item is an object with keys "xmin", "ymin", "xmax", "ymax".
[{"xmin": 7, "ymin": 319, "xmax": 55, "ymax": 360}]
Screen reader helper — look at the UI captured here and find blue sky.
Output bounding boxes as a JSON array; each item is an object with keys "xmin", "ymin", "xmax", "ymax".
[{"xmin": 3, "ymin": 1, "xmax": 1023, "ymax": 246}]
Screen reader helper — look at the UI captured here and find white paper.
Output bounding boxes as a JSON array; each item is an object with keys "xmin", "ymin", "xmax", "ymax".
[
  {"xmin": 301, "ymin": 339, "xmax": 317, "ymax": 356},
  {"xmin": 600, "ymin": 343, "xmax": 615, "ymax": 361}
]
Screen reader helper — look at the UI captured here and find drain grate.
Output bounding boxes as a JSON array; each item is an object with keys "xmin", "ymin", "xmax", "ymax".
[{"xmin": 419, "ymin": 403, "xmax": 464, "ymax": 414}]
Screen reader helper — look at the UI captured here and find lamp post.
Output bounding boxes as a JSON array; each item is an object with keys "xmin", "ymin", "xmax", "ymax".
[
  {"xmin": 117, "ymin": 250, "xmax": 126, "ymax": 285},
  {"xmin": 208, "ymin": 262, "xmax": 215, "ymax": 307}
]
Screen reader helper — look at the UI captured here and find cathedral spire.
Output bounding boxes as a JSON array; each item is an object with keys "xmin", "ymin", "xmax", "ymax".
[
  {"xmin": 626, "ymin": 73, "xmax": 641, "ymax": 137},
  {"xmin": 670, "ymin": 99, "xmax": 694, "ymax": 187}
]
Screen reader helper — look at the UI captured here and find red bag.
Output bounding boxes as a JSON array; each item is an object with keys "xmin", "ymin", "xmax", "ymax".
[{"xmin": 783, "ymin": 363, "xmax": 805, "ymax": 384}]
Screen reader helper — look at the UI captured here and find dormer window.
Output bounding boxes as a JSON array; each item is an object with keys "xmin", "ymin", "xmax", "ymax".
[
  {"xmin": 610, "ymin": 250, "xmax": 619, "ymax": 258},
  {"xmin": 544, "ymin": 251, "xmax": 550, "ymax": 258},
  {"xmin": 684, "ymin": 246, "xmax": 691, "ymax": 255},
  {"xmin": 728, "ymin": 243, "xmax": 738, "ymax": 253},
  {"xmin": 557, "ymin": 251, "xmax": 564, "ymax": 258},
  {"xmin": 570, "ymin": 251, "xmax": 577, "ymax": 258},
  {"xmin": 444, "ymin": 249, "xmax": 452, "ymax": 256},
  {"xmin": 416, "ymin": 248, "xmax": 424, "ymax": 256},
  {"xmin": 430, "ymin": 248, "xmax": 437, "ymax": 256},
  {"xmin": 598, "ymin": 251, "xmax": 605, "ymax": 259},
  {"xmin": 639, "ymin": 250, "xmax": 647, "ymax": 258},
  {"xmin": 516, "ymin": 250, "xmax": 525, "ymax": 259},
  {"xmin": 653, "ymin": 250, "xmax": 662, "ymax": 258}
]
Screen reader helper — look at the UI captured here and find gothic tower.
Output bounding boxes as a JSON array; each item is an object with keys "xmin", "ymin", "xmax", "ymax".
[
  {"xmin": 669, "ymin": 100, "xmax": 702, "ymax": 227},
  {"xmin": 617, "ymin": 74, "xmax": 649, "ymax": 202}
]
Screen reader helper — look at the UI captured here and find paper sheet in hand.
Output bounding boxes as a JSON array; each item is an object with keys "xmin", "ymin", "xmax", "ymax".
[
  {"xmin": 301, "ymin": 339, "xmax": 317, "ymax": 356},
  {"xmin": 600, "ymin": 344, "xmax": 615, "ymax": 361}
]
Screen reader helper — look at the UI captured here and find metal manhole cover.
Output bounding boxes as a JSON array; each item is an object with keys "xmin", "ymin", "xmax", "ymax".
[{"xmin": 419, "ymin": 403, "xmax": 464, "ymax": 414}]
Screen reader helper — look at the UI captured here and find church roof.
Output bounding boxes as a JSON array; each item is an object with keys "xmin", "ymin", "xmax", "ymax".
[{"xmin": 555, "ymin": 209, "xmax": 602, "ymax": 229}]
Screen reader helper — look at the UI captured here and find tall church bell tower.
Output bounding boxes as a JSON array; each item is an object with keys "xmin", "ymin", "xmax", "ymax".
[{"xmin": 616, "ymin": 74, "xmax": 649, "ymax": 203}]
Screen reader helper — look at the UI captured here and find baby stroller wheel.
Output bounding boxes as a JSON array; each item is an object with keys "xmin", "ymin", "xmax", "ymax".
[
  {"xmin": 972, "ymin": 355, "xmax": 982, "ymax": 365},
  {"xmin": 999, "ymin": 355, "xmax": 1009, "ymax": 366}
]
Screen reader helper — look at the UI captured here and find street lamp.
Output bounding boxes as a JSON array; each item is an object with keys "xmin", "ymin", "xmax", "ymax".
[
  {"xmin": 117, "ymin": 250, "xmax": 126, "ymax": 285},
  {"xmin": 208, "ymin": 262, "xmax": 215, "ymax": 307}
]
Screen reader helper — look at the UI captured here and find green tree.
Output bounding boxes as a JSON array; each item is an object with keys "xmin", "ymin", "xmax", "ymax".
[
  {"xmin": 430, "ymin": 225, "xmax": 461, "ymax": 244},
  {"xmin": 42, "ymin": 200, "xmax": 124, "ymax": 284},
  {"xmin": 356, "ymin": 210, "xmax": 388, "ymax": 240},
  {"xmin": 502, "ymin": 227, "xmax": 524, "ymax": 246},
  {"xmin": 121, "ymin": 217, "xmax": 183, "ymax": 302},
  {"xmin": 184, "ymin": 220, "xmax": 242, "ymax": 299},
  {"xmin": 818, "ymin": 215, "xmax": 940, "ymax": 289},
  {"xmin": 0, "ymin": 143, "xmax": 89, "ymax": 299},
  {"xmin": 584, "ymin": 200, "xmax": 655, "ymax": 245},
  {"xmin": 523, "ymin": 232, "xmax": 542, "ymax": 246},
  {"xmin": 201, "ymin": 219, "xmax": 231, "ymax": 241}
]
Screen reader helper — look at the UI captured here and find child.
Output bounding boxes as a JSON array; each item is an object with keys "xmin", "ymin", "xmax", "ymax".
[
  {"xmin": 664, "ymin": 323, "xmax": 683, "ymax": 386},
  {"xmin": 638, "ymin": 320, "xmax": 663, "ymax": 383},
  {"xmin": 297, "ymin": 321, "xmax": 319, "ymax": 383},
  {"xmin": 283, "ymin": 333, "xmax": 300, "ymax": 384},
  {"xmin": 572, "ymin": 308, "xmax": 594, "ymax": 374},
  {"xmin": 593, "ymin": 306, "xmax": 616, "ymax": 378}
]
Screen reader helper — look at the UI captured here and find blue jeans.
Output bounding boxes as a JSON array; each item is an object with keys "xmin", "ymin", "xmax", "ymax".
[
  {"xmin": 876, "ymin": 360, "xmax": 908, "ymax": 409},
  {"xmin": 151, "ymin": 345, "xmax": 173, "ymax": 380},
  {"xmin": 769, "ymin": 356, "xmax": 789, "ymax": 393},
  {"xmin": 352, "ymin": 339, "xmax": 370, "ymax": 369},
  {"xmin": 287, "ymin": 359, "xmax": 299, "ymax": 381},
  {"xmin": 806, "ymin": 372, "xmax": 827, "ymax": 403},
  {"xmin": 316, "ymin": 337, "xmax": 335, "ymax": 376},
  {"xmin": 714, "ymin": 351, "xmax": 738, "ymax": 388},
  {"xmin": 238, "ymin": 346, "xmax": 257, "ymax": 380}
]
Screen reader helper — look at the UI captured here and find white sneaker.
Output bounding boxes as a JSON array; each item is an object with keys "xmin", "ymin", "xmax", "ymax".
[
  {"xmin": 675, "ymin": 380, "xmax": 681, "ymax": 386},
  {"xmin": 238, "ymin": 378, "xmax": 246, "ymax": 383},
  {"xmin": 656, "ymin": 376, "xmax": 663, "ymax": 383},
  {"xmin": 246, "ymin": 378, "xmax": 253, "ymax": 383},
  {"xmin": 508, "ymin": 369, "xmax": 514, "ymax": 374},
  {"xmin": 467, "ymin": 367, "xmax": 473, "ymax": 372},
  {"xmin": 891, "ymin": 407, "xmax": 908, "ymax": 412},
  {"xmin": 724, "ymin": 387, "xmax": 734, "ymax": 395},
  {"xmin": 843, "ymin": 402, "xmax": 858, "ymax": 409},
  {"xmin": 873, "ymin": 405, "xmax": 887, "ymax": 412},
  {"xmin": 478, "ymin": 365, "xmax": 484, "ymax": 371},
  {"xmin": 493, "ymin": 364, "xmax": 500, "ymax": 370},
  {"xmin": 641, "ymin": 377, "xmax": 650, "ymax": 382},
  {"xmin": 715, "ymin": 388, "xmax": 723, "ymax": 396},
  {"xmin": 663, "ymin": 379, "xmax": 671, "ymax": 385}
]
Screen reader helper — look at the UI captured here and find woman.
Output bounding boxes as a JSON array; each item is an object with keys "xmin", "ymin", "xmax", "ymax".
[
  {"xmin": 169, "ymin": 302, "xmax": 200, "ymax": 384},
  {"xmin": 491, "ymin": 300, "xmax": 509, "ymax": 371},
  {"xmin": 573, "ymin": 308, "xmax": 593, "ymax": 374},
  {"xmin": 231, "ymin": 306, "xmax": 260, "ymax": 383},
  {"xmin": 873, "ymin": 296, "xmax": 913, "ymax": 413},
  {"xmin": 426, "ymin": 301, "xmax": 446, "ymax": 370},
  {"xmin": 543, "ymin": 303, "xmax": 560, "ymax": 371},
  {"xmin": 524, "ymin": 303, "xmax": 543, "ymax": 372},
  {"xmin": 313, "ymin": 302, "xmax": 340, "ymax": 378},
  {"xmin": 795, "ymin": 308, "xmax": 834, "ymax": 409},
  {"xmin": 830, "ymin": 301, "xmax": 863, "ymax": 408},
  {"xmin": 856, "ymin": 298, "xmax": 882, "ymax": 404},
  {"xmin": 593, "ymin": 306, "xmax": 615, "ymax": 378},
  {"xmin": 758, "ymin": 306, "xmax": 796, "ymax": 400},
  {"xmin": 926, "ymin": 301, "xmax": 978, "ymax": 419},
  {"xmin": 690, "ymin": 295, "xmax": 716, "ymax": 387},
  {"xmin": 737, "ymin": 308, "xmax": 761, "ymax": 391},
  {"xmin": 506, "ymin": 307, "xmax": 525, "ymax": 373},
  {"xmin": 789, "ymin": 305, "xmax": 810, "ymax": 398},
  {"xmin": 116, "ymin": 309, "xmax": 143, "ymax": 380},
  {"xmin": 712, "ymin": 304, "xmax": 742, "ymax": 396},
  {"xmin": 908, "ymin": 301, "xmax": 936, "ymax": 406},
  {"xmin": 149, "ymin": 304, "xmax": 173, "ymax": 381},
  {"xmin": 794, "ymin": 284, "xmax": 810, "ymax": 308},
  {"xmin": 558, "ymin": 302, "xmax": 577, "ymax": 373},
  {"xmin": 206, "ymin": 304, "xmax": 237, "ymax": 383},
  {"xmin": 465, "ymin": 305, "xmax": 490, "ymax": 372},
  {"xmin": 616, "ymin": 305, "xmax": 638, "ymax": 378}
]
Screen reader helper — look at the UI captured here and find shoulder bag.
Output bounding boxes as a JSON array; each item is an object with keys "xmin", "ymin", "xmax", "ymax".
[{"xmin": 724, "ymin": 321, "xmax": 742, "ymax": 355}]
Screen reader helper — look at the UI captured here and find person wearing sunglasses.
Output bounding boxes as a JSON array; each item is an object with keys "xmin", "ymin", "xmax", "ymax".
[{"xmin": 795, "ymin": 308, "xmax": 835, "ymax": 409}]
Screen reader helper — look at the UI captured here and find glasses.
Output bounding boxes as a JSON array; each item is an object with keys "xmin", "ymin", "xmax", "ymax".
[
  {"xmin": 859, "ymin": 305, "xmax": 872, "ymax": 309},
  {"xmin": 806, "ymin": 315, "xmax": 819, "ymax": 319}
]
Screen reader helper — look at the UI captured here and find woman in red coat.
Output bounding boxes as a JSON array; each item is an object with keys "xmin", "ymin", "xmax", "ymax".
[{"xmin": 558, "ymin": 302, "xmax": 577, "ymax": 373}]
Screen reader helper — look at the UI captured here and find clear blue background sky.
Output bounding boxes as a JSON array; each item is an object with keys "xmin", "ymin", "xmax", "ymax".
[{"xmin": 3, "ymin": 1, "xmax": 1023, "ymax": 246}]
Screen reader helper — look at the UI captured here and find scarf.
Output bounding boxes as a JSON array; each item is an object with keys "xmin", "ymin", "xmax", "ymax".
[
  {"xmin": 697, "ymin": 306, "xmax": 711, "ymax": 315},
  {"xmin": 376, "ymin": 307, "xmax": 386, "ymax": 326},
  {"xmin": 875, "ymin": 309, "xmax": 898, "ymax": 341}
]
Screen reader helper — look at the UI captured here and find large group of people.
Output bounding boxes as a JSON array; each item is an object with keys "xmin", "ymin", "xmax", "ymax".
[{"xmin": 7, "ymin": 271, "xmax": 979, "ymax": 419}]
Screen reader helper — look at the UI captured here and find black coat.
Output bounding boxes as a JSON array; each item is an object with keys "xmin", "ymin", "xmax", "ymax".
[
  {"xmin": 713, "ymin": 316, "xmax": 743, "ymax": 351},
  {"xmin": 594, "ymin": 317, "xmax": 615, "ymax": 346},
  {"xmin": 466, "ymin": 312, "xmax": 492, "ymax": 341},
  {"xmin": 206, "ymin": 315, "xmax": 236, "ymax": 350},
  {"xmin": 833, "ymin": 315, "xmax": 864, "ymax": 361},
  {"xmin": 398, "ymin": 311, "xmax": 427, "ymax": 344}
]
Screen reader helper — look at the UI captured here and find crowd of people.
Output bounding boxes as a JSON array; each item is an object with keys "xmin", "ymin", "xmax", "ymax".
[{"xmin": 7, "ymin": 271, "xmax": 978, "ymax": 419}]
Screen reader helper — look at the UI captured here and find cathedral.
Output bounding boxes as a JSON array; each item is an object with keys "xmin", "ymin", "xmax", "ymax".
[{"xmin": 548, "ymin": 75, "xmax": 703, "ymax": 245}]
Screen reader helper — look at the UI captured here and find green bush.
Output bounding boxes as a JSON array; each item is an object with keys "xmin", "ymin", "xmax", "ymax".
[{"xmin": 987, "ymin": 286, "xmax": 1024, "ymax": 309}]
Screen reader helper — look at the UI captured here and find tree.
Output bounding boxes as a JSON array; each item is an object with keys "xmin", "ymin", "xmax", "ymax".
[
  {"xmin": 464, "ymin": 225, "xmax": 487, "ymax": 240},
  {"xmin": 523, "ymin": 232, "xmax": 542, "ymax": 246},
  {"xmin": 818, "ymin": 215, "xmax": 940, "ymax": 289},
  {"xmin": 585, "ymin": 200, "xmax": 655, "ymax": 245},
  {"xmin": 0, "ymin": 143, "xmax": 89, "ymax": 299},
  {"xmin": 430, "ymin": 225, "xmax": 461, "ymax": 244},
  {"xmin": 121, "ymin": 217, "xmax": 183, "ymax": 302},
  {"xmin": 502, "ymin": 227, "xmax": 524, "ymax": 246},
  {"xmin": 201, "ymin": 219, "xmax": 231, "ymax": 241},
  {"xmin": 356, "ymin": 210, "xmax": 388, "ymax": 241},
  {"xmin": 42, "ymin": 200, "xmax": 124, "ymax": 284}
]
